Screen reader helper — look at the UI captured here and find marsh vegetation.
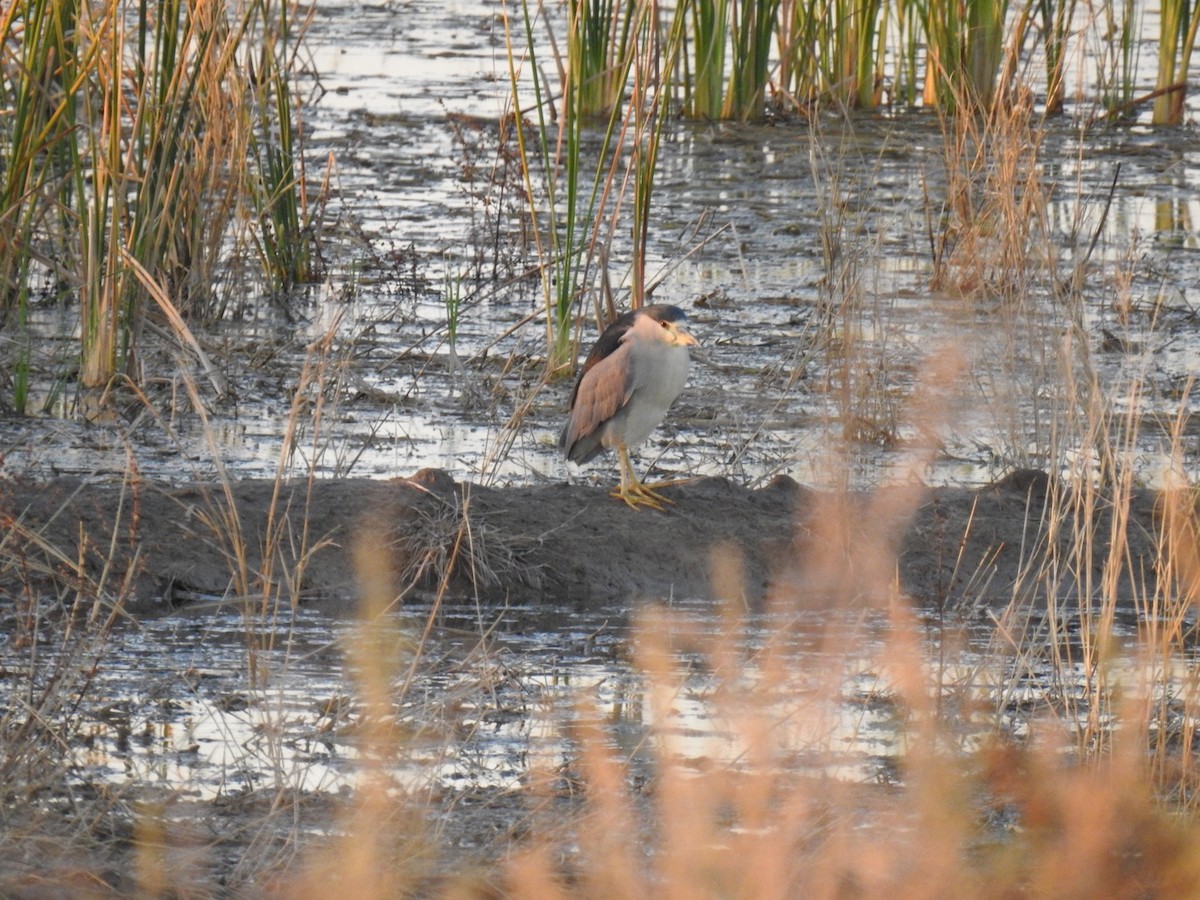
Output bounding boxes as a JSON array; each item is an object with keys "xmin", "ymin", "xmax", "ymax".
[{"xmin": 3, "ymin": 0, "xmax": 1200, "ymax": 894}]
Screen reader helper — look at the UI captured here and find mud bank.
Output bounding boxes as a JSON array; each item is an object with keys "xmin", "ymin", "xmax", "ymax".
[{"xmin": 0, "ymin": 469, "xmax": 1177, "ymax": 615}]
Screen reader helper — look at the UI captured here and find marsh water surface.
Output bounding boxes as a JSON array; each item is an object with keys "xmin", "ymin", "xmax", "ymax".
[{"xmin": 5, "ymin": 0, "xmax": 1200, "ymax": 884}]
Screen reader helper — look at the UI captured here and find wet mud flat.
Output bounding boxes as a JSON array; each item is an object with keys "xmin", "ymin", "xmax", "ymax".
[{"xmin": 1, "ymin": 468, "xmax": 1174, "ymax": 614}]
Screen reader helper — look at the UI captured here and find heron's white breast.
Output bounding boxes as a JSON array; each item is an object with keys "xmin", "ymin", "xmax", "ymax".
[{"xmin": 611, "ymin": 342, "xmax": 691, "ymax": 449}]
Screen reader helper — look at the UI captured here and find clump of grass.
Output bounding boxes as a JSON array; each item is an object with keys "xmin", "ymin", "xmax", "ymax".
[
  {"xmin": 568, "ymin": 0, "xmax": 637, "ymax": 119},
  {"xmin": 248, "ymin": 0, "xmax": 320, "ymax": 290},
  {"xmin": 0, "ymin": 0, "xmax": 318, "ymax": 412},
  {"xmin": 928, "ymin": 89, "xmax": 1051, "ymax": 303},
  {"xmin": 729, "ymin": 0, "xmax": 782, "ymax": 119},
  {"xmin": 769, "ymin": 0, "xmax": 888, "ymax": 112}
]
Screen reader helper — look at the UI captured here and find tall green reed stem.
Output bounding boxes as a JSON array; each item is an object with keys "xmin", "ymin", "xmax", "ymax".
[
  {"xmin": 686, "ymin": 0, "xmax": 779, "ymax": 119},
  {"xmin": 923, "ymin": 0, "xmax": 1010, "ymax": 113},
  {"xmin": 570, "ymin": 0, "xmax": 637, "ymax": 118},
  {"xmin": 686, "ymin": 0, "xmax": 728, "ymax": 118},
  {"xmin": 726, "ymin": 0, "xmax": 782, "ymax": 118},
  {"xmin": 505, "ymin": 0, "xmax": 640, "ymax": 370},
  {"xmin": 249, "ymin": 0, "xmax": 317, "ymax": 292},
  {"xmin": 888, "ymin": 0, "xmax": 924, "ymax": 106},
  {"xmin": 1153, "ymin": 0, "xmax": 1200, "ymax": 124}
]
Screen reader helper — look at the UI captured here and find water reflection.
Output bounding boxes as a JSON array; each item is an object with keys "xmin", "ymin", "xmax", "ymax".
[{"xmin": 15, "ymin": 598, "xmax": 1189, "ymax": 803}]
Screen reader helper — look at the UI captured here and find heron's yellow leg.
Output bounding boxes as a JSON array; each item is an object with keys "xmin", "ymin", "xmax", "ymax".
[{"xmin": 611, "ymin": 447, "xmax": 672, "ymax": 510}]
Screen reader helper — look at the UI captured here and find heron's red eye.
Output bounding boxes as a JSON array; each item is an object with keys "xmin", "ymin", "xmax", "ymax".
[{"xmin": 660, "ymin": 320, "xmax": 670, "ymax": 329}]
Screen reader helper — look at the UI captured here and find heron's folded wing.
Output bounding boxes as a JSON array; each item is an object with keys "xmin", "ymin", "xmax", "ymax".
[
  {"xmin": 560, "ymin": 344, "xmax": 635, "ymax": 461},
  {"xmin": 568, "ymin": 311, "xmax": 636, "ymax": 408}
]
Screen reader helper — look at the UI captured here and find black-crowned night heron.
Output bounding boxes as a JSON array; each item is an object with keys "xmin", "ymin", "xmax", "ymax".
[{"xmin": 559, "ymin": 304, "xmax": 699, "ymax": 510}]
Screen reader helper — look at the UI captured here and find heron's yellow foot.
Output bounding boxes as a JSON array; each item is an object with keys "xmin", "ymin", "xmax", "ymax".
[
  {"xmin": 611, "ymin": 446, "xmax": 683, "ymax": 510},
  {"xmin": 611, "ymin": 479, "xmax": 673, "ymax": 510}
]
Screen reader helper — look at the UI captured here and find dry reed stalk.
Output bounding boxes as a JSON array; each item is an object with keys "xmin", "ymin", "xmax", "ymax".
[
  {"xmin": 930, "ymin": 89, "xmax": 1051, "ymax": 301},
  {"xmin": 280, "ymin": 527, "xmax": 430, "ymax": 898}
]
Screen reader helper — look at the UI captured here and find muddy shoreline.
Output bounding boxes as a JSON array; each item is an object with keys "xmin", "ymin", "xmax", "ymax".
[{"xmin": 1, "ymin": 468, "xmax": 1173, "ymax": 615}]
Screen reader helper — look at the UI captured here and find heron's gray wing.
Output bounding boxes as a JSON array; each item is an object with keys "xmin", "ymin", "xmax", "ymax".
[{"xmin": 560, "ymin": 342, "xmax": 635, "ymax": 463}]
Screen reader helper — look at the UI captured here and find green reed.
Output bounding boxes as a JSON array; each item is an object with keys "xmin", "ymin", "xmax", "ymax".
[
  {"xmin": 75, "ymin": 0, "xmax": 244, "ymax": 389},
  {"xmin": 1153, "ymin": 0, "xmax": 1200, "ymax": 124},
  {"xmin": 505, "ymin": 0, "xmax": 691, "ymax": 366},
  {"xmin": 686, "ymin": 0, "xmax": 728, "ymax": 118},
  {"xmin": 967, "ymin": 0, "xmax": 1010, "ymax": 109},
  {"xmin": 871, "ymin": 0, "xmax": 1175, "ymax": 119},
  {"xmin": 888, "ymin": 0, "xmax": 924, "ymax": 106},
  {"xmin": 1095, "ymin": 0, "xmax": 1139, "ymax": 119},
  {"xmin": 249, "ymin": 0, "xmax": 317, "ymax": 292},
  {"xmin": 0, "ymin": 0, "xmax": 313, "ymax": 410},
  {"xmin": 505, "ymin": 0, "xmax": 639, "ymax": 369},
  {"xmin": 442, "ymin": 252, "xmax": 463, "ymax": 364},
  {"xmin": 776, "ymin": 0, "xmax": 887, "ymax": 111},
  {"xmin": 0, "ymin": 0, "xmax": 82, "ymax": 409},
  {"xmin": 775, "ymin": 0, "xmax": 816, "ymax": 107},
  {"xmin": 727, "ymin": 0, "xmax": 782, "ymax": 118},
  {"xmin": 570, "ymin": 0, "xmax": 637, "ymax": 118},
  {"xmin": 686, "ymin": 0, "xmax": 779, "ymax": 120},
  {"xmin": 922, "ymin": 0, "xmax": 1010, "ymax": 112},
  {"xmin": 1038, "ymin": 0, "xmax": 1077, "ymax": 114},
  {"xmin": 851, "ymin": 0, "xmax": 885, "ymax": 108}
]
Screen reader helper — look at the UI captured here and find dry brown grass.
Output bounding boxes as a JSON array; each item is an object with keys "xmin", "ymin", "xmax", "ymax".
[{"xmin": 497, "ymin": 582, "xmax": 1200, "ymax": 898}]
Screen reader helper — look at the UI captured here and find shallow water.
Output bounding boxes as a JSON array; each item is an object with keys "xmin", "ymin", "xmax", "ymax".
[
  {"xmin": 7, "ymin": 603, "xmax": 915, "ymax": 797},
  {"xmin": 11, "ymin": 596, "xmax": 1178, "ymax": 809}
]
